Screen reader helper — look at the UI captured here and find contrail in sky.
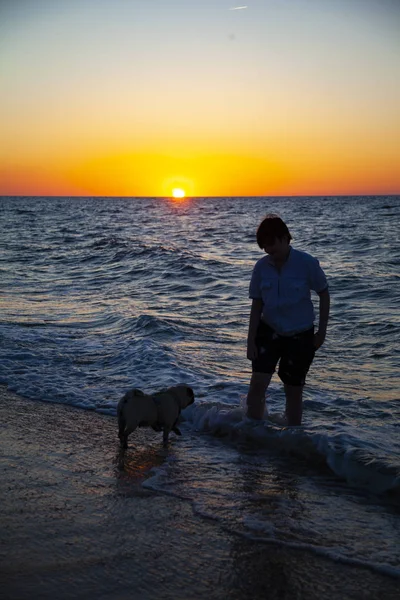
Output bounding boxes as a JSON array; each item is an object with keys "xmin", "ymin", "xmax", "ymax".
[{"xmin": 229, "ymin": 6, "xmax": 248, "ymax": 10}]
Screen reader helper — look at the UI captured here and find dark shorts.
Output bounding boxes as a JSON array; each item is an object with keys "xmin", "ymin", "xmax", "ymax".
[{"xmin": 252, "ymin": 321, "xmax": 315, "ymax": 386}]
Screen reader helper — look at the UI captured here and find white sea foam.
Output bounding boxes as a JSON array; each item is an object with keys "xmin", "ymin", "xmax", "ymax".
[{"xmin": 181, "ymin": 401, "xmax": 400, "ymax": 494}]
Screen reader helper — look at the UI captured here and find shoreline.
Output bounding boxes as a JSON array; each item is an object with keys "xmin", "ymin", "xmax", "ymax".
[{"xmin": 1, "ymin": 386, "xmax": 399, "ymax": 600}]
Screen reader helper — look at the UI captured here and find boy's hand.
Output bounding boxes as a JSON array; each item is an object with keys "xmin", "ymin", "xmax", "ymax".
[
  {"xmin": 314, "ymin": 330, "xmax": 326, "ymax": 350},
  {"xmin": 247, "ymin": 339, "xmax": 258, "ymax": 360}
]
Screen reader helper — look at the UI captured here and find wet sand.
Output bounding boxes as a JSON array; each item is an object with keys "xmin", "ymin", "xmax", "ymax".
[{"xmin": 1, "ymin": 386, "xmax": 399, "ymax": 600}]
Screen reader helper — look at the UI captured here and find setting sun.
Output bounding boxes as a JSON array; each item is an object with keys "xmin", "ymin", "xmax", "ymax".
[{"xmin": 172, "ymin": 188, "xmax": 185, "ymax": 199}]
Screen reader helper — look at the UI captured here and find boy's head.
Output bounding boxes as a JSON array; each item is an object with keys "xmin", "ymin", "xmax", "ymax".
[{"xmin": 256, "ymin": 214, "xmax": 292, "ymax": 249}]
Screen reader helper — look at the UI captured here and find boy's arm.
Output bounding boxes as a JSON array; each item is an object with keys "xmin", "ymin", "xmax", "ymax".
[
  {"xmin": 315, "ymin": 288, "xmax": 330, "ymax": 349},
  {"xmin": 247, "ymin": 298, "xmax": 263, "ymax": 360}
]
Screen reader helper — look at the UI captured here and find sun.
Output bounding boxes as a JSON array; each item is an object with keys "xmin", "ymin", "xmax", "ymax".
[{"xmin": 172, "ymin": 187, "xmax": 185, "ymax": 199}]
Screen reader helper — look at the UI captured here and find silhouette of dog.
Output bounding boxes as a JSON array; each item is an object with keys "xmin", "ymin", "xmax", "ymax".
[{"xmin": 117, "ymin": 384, "xmax": 195, "ymax": 448}]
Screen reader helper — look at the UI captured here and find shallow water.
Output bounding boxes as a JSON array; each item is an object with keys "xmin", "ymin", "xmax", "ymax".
[
  {"xmin": 0, "ymin": 195, "xmax": 399, "ymax": 575},
  {"xmin": 3, "ymin": 391, "xmax": 399, "ymax": 600}
]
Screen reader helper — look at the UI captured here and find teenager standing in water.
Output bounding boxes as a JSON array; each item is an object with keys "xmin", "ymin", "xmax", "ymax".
[{"xmin": 246, "ymin": 215, "xmax": 330, "ymax": 425}]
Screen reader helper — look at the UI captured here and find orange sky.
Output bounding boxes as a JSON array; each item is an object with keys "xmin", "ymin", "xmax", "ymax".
[{"xmin": 1, "ymin": 0, "xmax": 399, "ymax": 197}]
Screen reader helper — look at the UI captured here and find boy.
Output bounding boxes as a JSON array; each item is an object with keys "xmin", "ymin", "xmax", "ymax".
[{"xmin": 246, "ymin": 214, "xmax": 330, "ymax": 425}]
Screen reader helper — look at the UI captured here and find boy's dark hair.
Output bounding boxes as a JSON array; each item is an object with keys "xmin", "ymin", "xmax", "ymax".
[{"xmin": 256, "ymin": 214, "xmax": 292, "ymax": 248}]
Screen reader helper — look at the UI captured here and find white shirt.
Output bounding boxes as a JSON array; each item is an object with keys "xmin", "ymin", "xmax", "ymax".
[{"xmin": 249, "ymin": 247, "xmax": 328, "ymax": 335}]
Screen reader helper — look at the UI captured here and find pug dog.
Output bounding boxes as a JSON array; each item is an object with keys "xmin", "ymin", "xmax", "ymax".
[{"xmin": 117, "ymin": 384, "xmax": 195, "ymax": 448}]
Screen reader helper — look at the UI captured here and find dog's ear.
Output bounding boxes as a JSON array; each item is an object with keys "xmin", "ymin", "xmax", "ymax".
[
  {"xmin": 133, "ymin": 389, "xmax": 145, "ymax": 396},
  {"xmin": 187, "ymin": 387, "xmax": 194, "ymax": 402}
]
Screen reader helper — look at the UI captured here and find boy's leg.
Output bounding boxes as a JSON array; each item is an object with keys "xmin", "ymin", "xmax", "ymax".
[
  {"xmin": 279, "ymin": 328, "xmax": 315, "ymax": 426},
  {"xmin": 247, "ymin": 321, "xmax": 280, "ymax": 419},
  {"xmin": 284, "ymin": 384, "xmax": 303, "ymax": 425},
  {"xmin": 246, "ymin": 372, "xmax": 272, "ymax": 419}
]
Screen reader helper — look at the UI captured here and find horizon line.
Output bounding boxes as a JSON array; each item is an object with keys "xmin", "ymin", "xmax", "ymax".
[{"xmin": 1, "ymin": 193, "xmax": 399, "ymax": 199}]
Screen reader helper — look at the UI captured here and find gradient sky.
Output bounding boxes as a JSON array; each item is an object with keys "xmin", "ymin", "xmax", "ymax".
[{"xmin": 1, "ymin": 0, "xmax": 399, "ymax": 197}]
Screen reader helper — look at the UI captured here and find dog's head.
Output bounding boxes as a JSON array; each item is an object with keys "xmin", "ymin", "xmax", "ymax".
[{"xmin": 169, "ymin": 385, "xmax": 195, "ymax": 410}]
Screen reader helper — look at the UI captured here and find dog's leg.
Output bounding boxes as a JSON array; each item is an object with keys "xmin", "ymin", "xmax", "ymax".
[
  {"xmin": 119, "ymin": 431, "xmax": 128, "ymax": 449},
  {"xmin": 118, "ymin": 415, "xmax": 126, "ymax": 438},
  {"xmin": 121, "ymin": 425, "xmax": 138, "ymax": 449},
  {"xmin": 118, "ymin": 412, "xmax": 127, "ymax": 447},
  {"xmin": 162, "ymin": 428, "xmax": 171, "ymax": 447},
  {"xmin": 172, "ymin": 418, "xmax": 182, "ymax": 436}
]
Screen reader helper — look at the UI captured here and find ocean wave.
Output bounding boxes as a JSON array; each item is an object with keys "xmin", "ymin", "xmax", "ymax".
[
  {"xmin": 182, "ymin": 402, "xmax": 400, "ymax": 495},
  {"xmin": 134, "ymin": 314, "xmax": 184, "ymax": 339},
  {"xmin": 90, "ymin": 236, "xmax": 127, "ymax": 249}
]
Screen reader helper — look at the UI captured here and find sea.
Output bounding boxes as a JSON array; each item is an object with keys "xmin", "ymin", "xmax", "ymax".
[{"xmin": 1, "ymin": 195, "xmax": 399, "ymax": 578}]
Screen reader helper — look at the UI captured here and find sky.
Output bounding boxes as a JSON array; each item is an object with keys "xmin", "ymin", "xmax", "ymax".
[{"xmin": 1, "ymin": 0, "xmax": 399, "ymax": 197}]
